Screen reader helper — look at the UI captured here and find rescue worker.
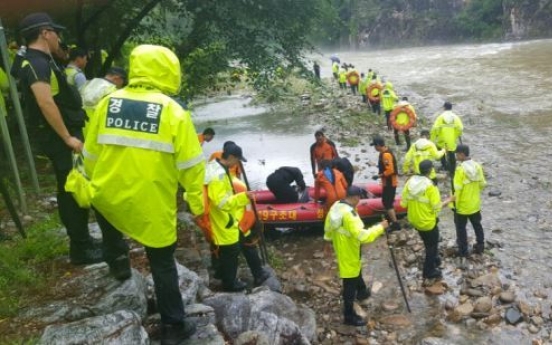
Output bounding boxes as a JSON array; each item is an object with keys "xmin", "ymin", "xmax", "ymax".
[
  {"xmin": 359, "ymin": 73, "xmax": 368, "ymax": 103},
  {"xmin": 310, "ymin": 130, "xmax": 339, "ymax": 179},
  {"xmin": 198, "ymin": 127, "xmax": 215, "ymax": 146},
  {"xmin": 347, "ymin": 66, "xmax": 360, "ymax": 95},
  {"xmin": 204, "ymin": 143, "xmax": 268, "ymax": 292},
  {"xmin": 367, "ymin": 74, "xmax": 382, "ymax": 115},
  {"xmin": 18, "ymin": 13, "xmax": 101, "ymax": 265},
  {"xmin": 430, "ymin": 101, "xmax": 463, "ymax": 177},
  {"xmin": 331, "ymin": 61, "xmax": 339, "ymax": 82},
  {"xmin": 65, "ymin": 47, "xmax": 88, "ymax": 90},
  {"xmin": 80, "ymin": 67, "xmax": 127, "ymax": 137},
  {"xmin": 392, "ymin": 97, "xmax": 417, "ymax": 151},
  {"xmin": 266, "ymin": 166, "xmax": 307, "ymax": 204},
  {"xmin": 313, "ymin": 61, "xmax": 321, "ymax": 80},
  {"xmin": 339, "ymin": 65, "xmax": 348, "ymax": 90},
  {"xmin": 400, "ymin": 160, "xmax": 452, "ymax": 286},
  {"xmin": 451, "ymin": 144, "xmax": 487, "ymax": 257},
  {"xmin": 314, "ymin": 160, "xmax": 348, "ymax": 211},
  {"xmin": 324, "ymin": 185, "xmax": 388, "ymax": 326},
  {"xmin": 381, "ymin": 81, "xmax": 398, "ymax": 131},
  {"xmin": 209, "ymin": 141, "xmax": 242, "ymax": 178},
  {"xmin": 332, "ymin": 157, "xmax": 355, "ymax": 187},
  {"xmin": 371, "ymin": 136, "xmax": 400, "ymax": 231},
  {"xmin": 403, "ymin": 130, "xmax": 445, "ymax": 185},
  {"xmin": 84, "ymin": 44, "xmax": 204, "ymax": 344}
]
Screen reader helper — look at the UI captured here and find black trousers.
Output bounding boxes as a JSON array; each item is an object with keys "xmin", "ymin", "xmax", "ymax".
[
  {"xmin": 95, "ymin": 211, "xmax": 185, "ymax": 325},
  {"xmin": 43, "ymin": 130, "xmax": 92, "ymax": 252},
  {"xmin": 440, "ymin": 150, "xmax": 456, "ymax": 177},
  {"xmin": 384, "ymin": 110, "xmax": 392, "ymax": 130},
  {"xmin": 369, "ymin": 100, "xmax": 381, "ymax": 115},
  {"xmin": 342, "ymin": 269, "xmax": 369, "ymax": 316},
  {"xmin": 394, "ymin": 129, "xmax": 411, "ymax": 149},
  {"xmin": 350, "ymin": 85, "xmax": 358, "ymax": 95},
  {"xmin": 455, "ymin": 211, "xmax": 484, "ymax": 257},
  {"xmin": 417, "ymin": 226, "xmax": 441, "ymax": 279},
  {"xmin": 266, "ymin": 175, "xmax": 298, "ymax": 204},
  {"xmin": 217, "ymin": 232, "xmax": 264, "ymax": 289}
]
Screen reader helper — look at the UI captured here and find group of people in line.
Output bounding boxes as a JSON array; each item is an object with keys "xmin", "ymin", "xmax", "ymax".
[{"xmin": 328, "ymin": 60, "xmax": 487, "ymax": 326}]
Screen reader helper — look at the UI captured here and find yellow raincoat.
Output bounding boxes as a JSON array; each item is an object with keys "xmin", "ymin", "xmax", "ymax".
[
  {"xmin": 324, "ymin": 201, "xmax": 384, "ymax": 278},
  {"xmin": 402, "ymin": 138, "xmax": 445, "ymax": 179},
  {"xmin": 381, "ymin": 82, "xmax": 398, "ymax": 111},
  {"xmin": 400, "ymin": 175, "xmax": 441, "ymax": 231},
  {"xmin": 83, "ymin": 45, "xmax": 205, "ymax": 248},
  {"xmin": 453, "ymin": 160, "xmax": 486, "ymax": 215},
  {"xmin": 430, "ymin": 110, "xmax": 463, "ymax": 151},
  {"xmin": 204, "ymin": 160, "xmax": 250, "ymax": 246}
]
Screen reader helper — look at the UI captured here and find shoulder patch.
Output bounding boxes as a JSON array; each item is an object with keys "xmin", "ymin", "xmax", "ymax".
[{"xmin": 106, "ymin": 98, "xmax": 163, "ymax": 134}]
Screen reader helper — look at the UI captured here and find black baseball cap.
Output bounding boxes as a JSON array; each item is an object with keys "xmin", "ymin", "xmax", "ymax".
[
  {"xmin": 443, "ymin": 101, "xmax": 453, "ymax": 110},
  {"xmin": 346, "ymin": 185, "xmax": 364, "ymax": 197},
  {"xmin": 419, "ymin": 160, "xmax": 434, "ymax": 175},
  {"xmin": 223, "ymin": 143, "xmax": 247, "ymax": 162},
  {"xmin": 369, "ymin": 136, "xmax": 385, "ymax": 146},
  {"xmin": 19, "ymin": 13, "xmax": 65, "ymax": 33}
]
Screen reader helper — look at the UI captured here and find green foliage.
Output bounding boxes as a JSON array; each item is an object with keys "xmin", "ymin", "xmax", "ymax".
[
  {"xmin": 452, "ymin": 0, "xmax": 504, "ymax": 40},
  {"xmin": 0, "ymin": 214, "xmax": 66, "ymax": 317}
]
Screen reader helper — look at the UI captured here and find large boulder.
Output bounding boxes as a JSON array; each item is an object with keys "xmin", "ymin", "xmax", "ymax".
[
  {"xmin": 19, "ymin": 265, "xmax": 148, "ymax": 324},
  {"xmin": 203, "ymin": 288, "xmax": 316, "ymax": 344},
  {"xmin": 38, "ymin": 310, "xmax": 148, "ymax": 345},
  {"xmin": 146, "ymin": 261, "xmax": 201, "ymax": 306}
]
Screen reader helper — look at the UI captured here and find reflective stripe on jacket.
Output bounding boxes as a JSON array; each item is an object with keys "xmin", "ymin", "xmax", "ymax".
[
  {"xmin": 324, "ymin": 201, "xmax": 384, "ymax": 278},
  {"xmin": 84, "ymin": 45, "xmax": 205, "ymax": 248}
]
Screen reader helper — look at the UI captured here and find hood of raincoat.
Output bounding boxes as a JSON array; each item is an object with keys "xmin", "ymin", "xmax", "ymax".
[
  {"xmin": 461, "ymin": 160, "xmax": 481, "ymax": 181},
  {"xmin": 415, "ymin": 138, "xmax": 432, "ymax": 151},
  {"xmin": 384, "ymin": 82, "xmax": 393, "ymax": 89},
  {"xmin": 128, "ymin": 45, "xmax": 181, "ymax": 95},
  {"xmin": 406, "ymin": 175, "xmax": 432, "ymax": 198},
  {"xmin": 442, "ymin": 110, "xmax": 456, "ymax": 124}
]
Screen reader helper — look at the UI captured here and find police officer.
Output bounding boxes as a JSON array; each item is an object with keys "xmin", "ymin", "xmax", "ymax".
[
  {"xmin": 266, "ymin": 166, "xmax": 307, "ymax": 204},
  {"xmin": 205, "ymin": 143, "xmax": 268, "ymax": 292},
  {"xmin": 400, "ymin": 160, "xmax": 452, "ymax": 286},
  {"xmin": 452, "ymin": 144, "xmax": 487, "ymax": 257},
  {"xmin": 84, "ymin": 45, "xmax": 205, "ymax": 344},
  {"xmin": 402, "ymin": 129, "xmax": 445, "ymax": 185},
  {"xmin": 430, "ymin": 101, "xmax": 463, "ymax": 176},
  {"xmin": 324, "ymin": 186, "xmax": 388, "ymax": 326},
  {"xmin": 18, "ymin": 13, "xmax": 101, "ymax": 265}
]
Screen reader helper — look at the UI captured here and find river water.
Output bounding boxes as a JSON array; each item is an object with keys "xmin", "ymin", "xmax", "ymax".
[{"xmin": 193, "ymin": 39, "xmax": 552, "ymax": 344}]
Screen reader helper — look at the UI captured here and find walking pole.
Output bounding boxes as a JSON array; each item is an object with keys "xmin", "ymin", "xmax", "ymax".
[
  {"xmin": 239, "ymin": 162, "xmax": 269, "ymax": 265},
  {"xmin": 383, "ymin": 219, "xmax": 411, "ymax": 313},
  {"xmin": 0, "ymin": 172, "xmax": 26, "ymax": 238}
]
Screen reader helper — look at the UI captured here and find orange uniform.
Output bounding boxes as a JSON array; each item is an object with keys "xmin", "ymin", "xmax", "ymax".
[
  {"xmin": 314, "ymin": 168, "xmax": 348, "ymax": 210},
  {"xmin": 378, "ymin": 150, "xmax": 398, "ymax": 187},
  {"xmin": 209, "ymin": 151, "xmax": 242, "ymax": 178},
  {"xmin": 310, "ymin": 139, "xmax": 339, "ymax": 175}
]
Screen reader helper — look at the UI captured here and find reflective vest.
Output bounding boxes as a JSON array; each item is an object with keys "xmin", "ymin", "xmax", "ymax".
[
  {"xmin": 324, "ymin": 201, "xmax": 384, "ymax": 278},
  {"xmin": 381, "ymin": 87, "xmax": 398, "ymax": 111}
]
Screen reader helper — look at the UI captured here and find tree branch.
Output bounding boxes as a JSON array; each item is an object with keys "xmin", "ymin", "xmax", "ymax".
[{"xmin": 101, "ymin": 0, "xmax": 162, "ymax": 74}]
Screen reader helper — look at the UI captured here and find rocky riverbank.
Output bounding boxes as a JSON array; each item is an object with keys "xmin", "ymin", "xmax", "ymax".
[{"xmin": 273, "ymin": 82, "xmax": 552, "ymax": 344}]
